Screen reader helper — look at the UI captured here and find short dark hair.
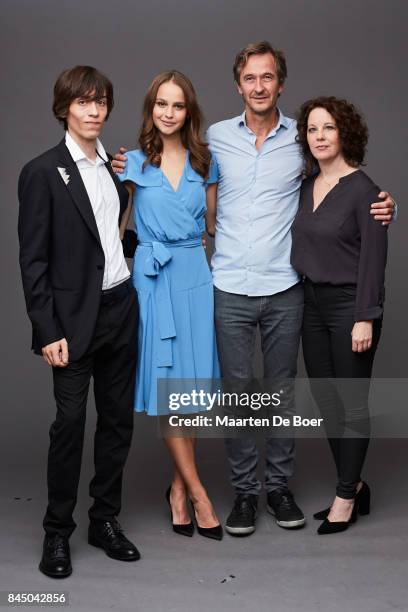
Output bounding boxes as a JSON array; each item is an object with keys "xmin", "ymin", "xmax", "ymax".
[
  {"xmin": 233, "ymin": 41, "xmax": 287, "ymax": 85},
  {"xmin": 53, "ymin": 65, "xmax": 114, "ymax": 130},
  {"xmin": 297, "ymin": 96, "xmax": 368, "ymax": 176}
]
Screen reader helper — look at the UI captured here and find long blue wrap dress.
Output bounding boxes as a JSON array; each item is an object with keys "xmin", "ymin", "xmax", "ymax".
[{"xmin": 119, "ymin": 149, "xmax": 220, "ymax": 415}]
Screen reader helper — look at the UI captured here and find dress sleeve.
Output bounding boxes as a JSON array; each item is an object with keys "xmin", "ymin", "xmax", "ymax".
[
  {"xmin": 206, "ymin": 153, "xmax": 219, "ymax": 185},
  {"xmin": 117, "ymin": 150, "xmax": 142, "ymax": 185},
  {"xmin": 354, "ymin": 184, "xmax": 388, "ymax": 321}
]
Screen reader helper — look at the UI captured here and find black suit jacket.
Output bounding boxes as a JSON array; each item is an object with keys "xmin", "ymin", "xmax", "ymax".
[{"xmin": 18, "ymin": 138, "xmax": 137, "ymax": 360}]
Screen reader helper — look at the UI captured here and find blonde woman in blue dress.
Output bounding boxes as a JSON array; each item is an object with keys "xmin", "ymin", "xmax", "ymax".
[{"xmin": 118, "ymin": 71, "xmax": 222, "ymax": 540}]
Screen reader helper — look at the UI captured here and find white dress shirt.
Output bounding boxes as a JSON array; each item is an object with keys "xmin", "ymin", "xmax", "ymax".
[{"xmin": 65, "ymin": 131, "xmax": 130, "ymax": 290}]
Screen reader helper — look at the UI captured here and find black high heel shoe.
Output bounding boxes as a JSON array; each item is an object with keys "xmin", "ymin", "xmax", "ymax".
[
  {"xmin": 313, "ymin": 481, "xmax": 371, "ymax": 520},
  {"xmin": 317, "ymin": 502, "xmax": 358, "ymax": 535},
  {"xmin": 190, "ymin": 499, "xmax": 223, "ymax": 541},
  {"xmin": 165, "ymin": 486, "xmax": 194, "ymax": 537}
]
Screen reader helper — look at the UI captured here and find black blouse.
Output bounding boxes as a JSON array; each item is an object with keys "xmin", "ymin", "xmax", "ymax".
[{"xmin": 291, "ymin": 170, "xmax": 388, "ymax": 321}]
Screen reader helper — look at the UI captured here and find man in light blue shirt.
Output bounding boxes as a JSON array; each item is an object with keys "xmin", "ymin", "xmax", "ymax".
[
  {"xmin": 206, "ymin": 41, "xmax": 394, "ymax": 536},
  {"xmin": 208, "ymin": 109, "xmax": 302, "ymax": 296}
]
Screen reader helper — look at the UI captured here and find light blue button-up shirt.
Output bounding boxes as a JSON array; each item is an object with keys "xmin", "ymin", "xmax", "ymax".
[{"xmin": 207, "ymin": 110, "xmax": 304, "ymax": 296}]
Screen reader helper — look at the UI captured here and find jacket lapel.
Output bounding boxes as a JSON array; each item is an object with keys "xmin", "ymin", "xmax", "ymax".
[{"xmin": 56, "ymin": 139, "xmax": 102, "ymax": 247}]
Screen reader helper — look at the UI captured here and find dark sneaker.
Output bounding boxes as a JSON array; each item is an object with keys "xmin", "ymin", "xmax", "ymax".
[
  {"xmin": 225, "ymin": 494, "xmax": 258, "ymax": 536},
  {"xmin": 267, "ymin": 489, "xmax": 305, "ymax": 529}
]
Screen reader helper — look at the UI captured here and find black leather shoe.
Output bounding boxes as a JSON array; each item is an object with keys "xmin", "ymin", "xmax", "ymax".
[
  {"xmin": 39, "ymin": 534, "xmax": 72, "ymax": 578},
  {"xmin": 225, "ymin": 494, "xmax": 258, "ymax": 536},
  {"xmin": 267, "ymin": 488, "xmax": 305, "ymax": 529},
  {"xmin": 88, "ymin": 519, "xmax": 140, "ymax": 561},
  {"xmin": 313, "ymin": 482, "xmax": 371, "ymax": 520},
  {"xmin": 166, "ymin": 486, "xmax": 194, "ymax": 537}
]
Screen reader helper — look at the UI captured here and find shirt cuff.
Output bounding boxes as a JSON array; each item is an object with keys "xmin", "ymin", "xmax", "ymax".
[
  {"xmin": 392, "ymin": 199, "xmax": 398, "ymax": 222},
  {"xmin": 354, "ymin": 305, "xmax": 383, "ymax": 321}
]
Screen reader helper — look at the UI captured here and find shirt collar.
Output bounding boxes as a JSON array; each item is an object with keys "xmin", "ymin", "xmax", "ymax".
[
  {"xmin": 65, "ymin": 131, "xmax": 108, "ymax": 165},
  {"xmin": 237, "ymin": 108, "xmax": 290, "ymax": 134}
]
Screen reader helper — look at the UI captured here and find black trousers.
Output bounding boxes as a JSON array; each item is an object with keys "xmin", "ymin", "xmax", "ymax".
[
  {"xmin": 302, "ymin": 280, "xmax": 382, "ymax": 499},
  {"xmin": 43, "ymin": 279, "xmax": 138, "ymax": 537}
]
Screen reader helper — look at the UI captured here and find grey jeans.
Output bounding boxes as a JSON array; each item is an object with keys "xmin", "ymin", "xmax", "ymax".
[{"xmin": 214, "ymin": 282, "xmax": 304, "ymax": 495}]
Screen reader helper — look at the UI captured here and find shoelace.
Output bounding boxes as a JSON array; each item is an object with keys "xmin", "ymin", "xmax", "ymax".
[
  {"xmin": 103, "ymin": 520, "xmax": 125, "ymax": 540},
  {"xmin": 234, "ymin": 496, "xmax": 256, "ymax": 517},
  {"xmin": 49, "ymin": 536, "xmax": 67, "ymax": 559},
  {"xmin": 277, "ymin": 491, "xmax": 295, "ymax": 510}
]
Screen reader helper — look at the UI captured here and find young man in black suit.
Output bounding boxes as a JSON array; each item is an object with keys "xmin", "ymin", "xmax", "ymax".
[{"xmin": 18, "ymin": 66, "xmax": 139, "ymax": 578}]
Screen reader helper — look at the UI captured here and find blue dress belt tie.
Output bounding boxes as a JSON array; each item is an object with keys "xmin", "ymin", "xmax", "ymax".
[{"xmin": 138, "ymin": 237, "xmax": 203, "ymax": 367}]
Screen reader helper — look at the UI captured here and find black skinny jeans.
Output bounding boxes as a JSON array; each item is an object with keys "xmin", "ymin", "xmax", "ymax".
[{"xmin": 302, "ymin": 280, "xmax": 382, "ymax": 499}]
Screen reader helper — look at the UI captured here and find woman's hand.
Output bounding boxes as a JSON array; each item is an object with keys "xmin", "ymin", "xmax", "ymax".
[{"xmin": 351, "ymin": 321, "xmax": 373, "ymax": 352}]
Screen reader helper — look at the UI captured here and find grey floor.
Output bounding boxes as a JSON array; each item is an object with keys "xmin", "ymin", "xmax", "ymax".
[{"xmin": 1, "ymin": 436, "xmax": 407, "ymax": 612}]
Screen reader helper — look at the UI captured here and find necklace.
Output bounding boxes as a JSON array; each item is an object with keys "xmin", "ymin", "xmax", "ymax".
[{"xmin": 318, "ymin": 174, "xmax": 339, "ymax": 188}]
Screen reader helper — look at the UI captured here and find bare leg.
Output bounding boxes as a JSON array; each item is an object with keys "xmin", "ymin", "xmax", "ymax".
[
  {"xmin": 164, "ymin": 434, "xmax": 220, "ymax": 528},
  {"xmin": 168, "ymin": 463, "xmax": 190, "ymax": 525}
]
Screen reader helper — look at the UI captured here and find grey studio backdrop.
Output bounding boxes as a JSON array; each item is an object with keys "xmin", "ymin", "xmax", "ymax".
[{"xmin": 0, "ymin": 0, "xmax": 407, "ymax": 610}]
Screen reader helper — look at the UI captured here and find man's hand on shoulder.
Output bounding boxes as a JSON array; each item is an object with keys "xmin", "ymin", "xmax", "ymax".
[
  {"xmin": 42, "ymin": 338, "xmax": 69, "ymax": 367},
  {"xmin": 370, "ymin": 191, "xmax": 395, "ymax": 226},
  {"xmin": 112, "ymin": 147, "xmax": 128, "ymax": 174}
]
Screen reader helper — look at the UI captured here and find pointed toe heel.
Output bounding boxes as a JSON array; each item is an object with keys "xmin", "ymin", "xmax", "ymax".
[
  {"xmin": 317, "ymin": 494, "xmax": 363, "ymax": 535},
  {"xmin": 165, "ymin": 486, "xmax": 194, "ymax": 537},
  {"xmin": 313, "ymin": 507, "xmax": 331, "ymax": 520},
  {"xmin": 314, "ymin": 482, "xmax": 371, "ymax": 521},
  {"xmin": 196, "ymin": 524, "xmax": 223, "ymax": 541},
  {"xmin": 317, "ymin": 518, "xmax": 351, "ymax": 535},
  {"xmin": 190, "ymin": 500, "xmax": 223, "ymax": 541},
  {"xmin": 173, "ymin": 522, "xmax": 195, "ymax": 537}
]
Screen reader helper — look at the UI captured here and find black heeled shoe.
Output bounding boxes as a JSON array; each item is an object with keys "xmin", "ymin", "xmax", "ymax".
[
  {"xmin": 165, "ymin": 486, "xmax": 194, "ymax": 537},
  {"xmin": 317, "ymin": 502, "xmax": 358, "ymax": 535},
  {"xmin": 190, "ymin": 499, "xmax": 223, "ymax": 541},
  {"xmin": 313, "ymin": 481, "xmax": 371, "ymax": 520}
]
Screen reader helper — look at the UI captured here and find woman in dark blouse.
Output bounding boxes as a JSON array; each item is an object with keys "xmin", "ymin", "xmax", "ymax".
[{"xmin": 291, "ymin": 96, "xmax": 388, "ymax": 535}]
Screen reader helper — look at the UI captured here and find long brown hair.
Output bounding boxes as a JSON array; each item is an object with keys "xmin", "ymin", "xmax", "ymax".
[{"xmin": 139, "ymin": 70, "xmax": 211, "ymax": 179}]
